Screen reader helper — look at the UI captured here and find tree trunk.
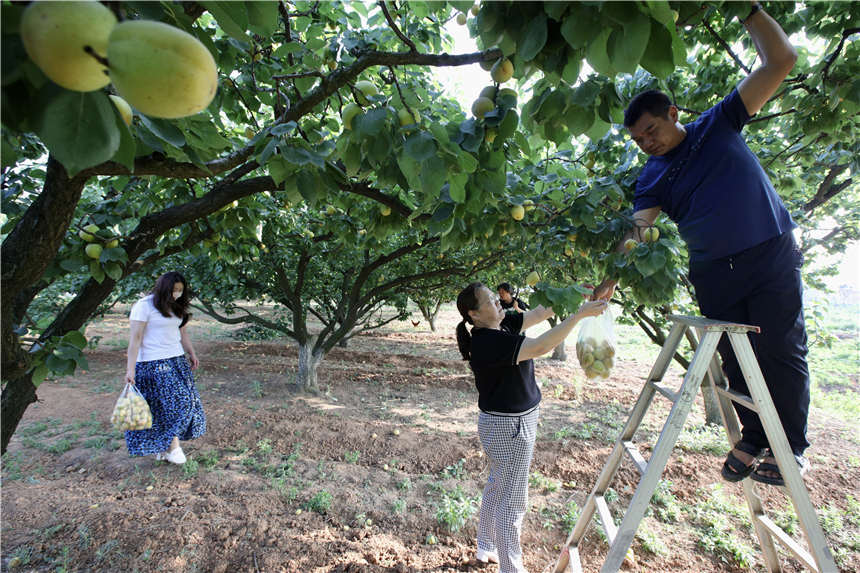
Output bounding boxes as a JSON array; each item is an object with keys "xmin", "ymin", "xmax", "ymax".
[
  {"xmin": 1, "ymin": 373, "xmax": 37, "ymax": 454},
  {"xmin": 338, "ymin": 337, "xmax": 349, "ymax": 348},
  {"xmin": 427, "ymin": 315, "xmax": 436, "ymax": 332},
  {"xmin": 296, "ymin": 338, "xmax": 323, "ymax": 391},
  {"xmin": 551, "ymin": 340, "xmax": 568, "ymax": 361}
]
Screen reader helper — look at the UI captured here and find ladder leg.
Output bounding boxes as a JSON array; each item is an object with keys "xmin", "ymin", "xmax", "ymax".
[
  {"xmin": 553, "ymin": 323, "xmax": 690, "ymax": 573},
  {"xmin": 599, "ymin": 330, "xmax": 722, "ymax": 573},
  {"xmin": 728, "ymin": 333, "xmax": 838, "ymax": 573},
  {"xmin": 707, "ymin": 354, "xmax": 783, "ymax": 572}
]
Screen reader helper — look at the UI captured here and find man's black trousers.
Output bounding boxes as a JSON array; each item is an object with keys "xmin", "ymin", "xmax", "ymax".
[{"xmin": 690, "ymin": 231, "xmax": 810, "ymax": 456}]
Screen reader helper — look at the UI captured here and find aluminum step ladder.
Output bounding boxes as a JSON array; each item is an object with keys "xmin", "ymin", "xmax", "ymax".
[{"xmin": 553, "ymin": 315, "xmax": 837, "ymax": 573}]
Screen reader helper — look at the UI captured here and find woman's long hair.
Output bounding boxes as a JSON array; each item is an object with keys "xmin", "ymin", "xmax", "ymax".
[
  {"xmin": 151, "ymin": 271, "xmax": 192, "ymax": 328},
  {"xmin": 455, "ymin": 282, "xmax": 483, "ymax": 361}
]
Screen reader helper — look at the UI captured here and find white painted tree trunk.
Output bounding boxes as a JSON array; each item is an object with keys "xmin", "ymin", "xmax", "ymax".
[{"xmin": 296, "ymin": 337, "xmax": 323, "ymax": 390}]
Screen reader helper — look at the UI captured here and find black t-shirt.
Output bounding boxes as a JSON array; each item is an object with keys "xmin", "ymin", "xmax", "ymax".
[
  {"xmin": 469, "ymin": 313, "xmax": 541, "ymax": 414},
  {"xmin": 500, "ymin": 296, "xmax": 529, "ymax": 311}
]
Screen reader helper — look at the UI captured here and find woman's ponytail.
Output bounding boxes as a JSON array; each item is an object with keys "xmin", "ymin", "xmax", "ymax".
[
  {"xmin": 455, "ymin": 282, "xmax": 483, "ymax": 361},
  {"xmin": 456, "ymin": 319, "xmax": 472, "ymax": 360}
]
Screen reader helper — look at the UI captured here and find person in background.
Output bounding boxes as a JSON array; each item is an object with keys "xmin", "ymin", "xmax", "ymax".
[
  {"xmin": 124, "ymin": 271, "xmax": 206, "ymax": 464},
  {"xmin": 497, "ymin": 282, "xmax": 529, "ymax": 313},
  {"xmin": 593, "ymin": 2, "xmax": 807, "ymax": 486},
  {"xmin": 456, "ymin": 282, "xmax": 607, "ymax": 572}
]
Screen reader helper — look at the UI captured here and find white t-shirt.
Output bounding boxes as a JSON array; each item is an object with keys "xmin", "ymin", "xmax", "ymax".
[{"xmin": 129, "ymin": 294, "xmax": 185, "ymax": 362}]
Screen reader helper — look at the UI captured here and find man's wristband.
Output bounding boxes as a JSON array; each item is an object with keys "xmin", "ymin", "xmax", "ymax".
[{"xmin": 743, "ymin": 3, "xmax": 762, "ymax": 24}]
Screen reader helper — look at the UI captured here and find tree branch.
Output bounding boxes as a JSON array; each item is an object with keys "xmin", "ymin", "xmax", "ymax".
[
  {"xmin": 378, "ymin": 1, "xmax": 416, "ymax": 52},
  {"xmin": 703, "ymin": 20, "xmax": 751, "ymax": 74},
  {"xmin": 822, "ymin": 27, "xmax": 860, "ymax": 82},
  {"xmin": 192, "ymin": 299, "xmax": 295, "ymax": 338},
  {"xmin": 80, "ymin": 145, "xmax": 256, "ymax": 179},
  {"xmin": 804, "ymin": 164, "xmax": 852, "ymax": 213}
]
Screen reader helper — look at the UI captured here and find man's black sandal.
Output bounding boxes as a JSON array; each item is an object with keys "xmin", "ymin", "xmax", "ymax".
[
  {"xmin": 751, "ymin": 451, "xmax": 810, "ymax": 486},
  {"xmin": 721, "ymin": 441, "xmax": 765, "ymax": 482}
]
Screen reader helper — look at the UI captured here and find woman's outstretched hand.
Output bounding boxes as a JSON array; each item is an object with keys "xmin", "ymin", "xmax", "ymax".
[
  {"xmin": 577, "ymin": 299, "xmax": 609, "ymax": 318},
  {"xmin": 125, "ymin": 369, "xmax": 135, "ymax": 385}
]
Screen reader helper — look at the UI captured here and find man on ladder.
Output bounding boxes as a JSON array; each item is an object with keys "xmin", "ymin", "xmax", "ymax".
[{"xmin": 594, "ymin": 2, "xmax": 810, "ymax": 487}]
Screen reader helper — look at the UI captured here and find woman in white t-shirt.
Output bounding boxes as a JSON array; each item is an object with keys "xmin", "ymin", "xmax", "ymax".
[{"xmin": 124, "ymin": 271, "xmax": 206, "ymax": 464}]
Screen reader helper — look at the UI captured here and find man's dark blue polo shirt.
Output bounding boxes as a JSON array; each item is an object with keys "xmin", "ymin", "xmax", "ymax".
[{"xmin": 633, "ymin": 89, "xmax": 795, "ymax": 262}]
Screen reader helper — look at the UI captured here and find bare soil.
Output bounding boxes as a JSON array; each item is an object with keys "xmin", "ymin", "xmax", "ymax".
[{"xmin": 2, "ymin": 308, "xmax": 858, "ymax": 572}]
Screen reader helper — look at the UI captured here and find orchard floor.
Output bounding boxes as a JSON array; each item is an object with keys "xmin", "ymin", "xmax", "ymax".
[{"xmin": 2, "ymin": 306, "xmax": 858, "ymax": 573}]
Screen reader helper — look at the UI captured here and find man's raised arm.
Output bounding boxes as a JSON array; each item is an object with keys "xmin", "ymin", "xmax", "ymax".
[{"xmin": 737, "ymin": 2, "xmax": 798, "ymax": 117}]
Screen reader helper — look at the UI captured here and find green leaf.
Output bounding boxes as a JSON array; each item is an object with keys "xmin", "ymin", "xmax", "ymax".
[
  {"xmin": 296, "ymin": 170, "xmax": 318, "ymax": 204},
  {"xmin": 586, "ymin": 116, "xmax": 611, "ymax": 142},
  {"xmin": 201, "ymin": 1, "xmax": 250, "ymax": 43},
  {"xmin": 59, "ymin": 256, "xmax": 86, "ymax": 272},
  {"xmin": 634, "ymin": 249, "xmax": 667, "ymax": 277},
  {"xmin": 354, "ymin": 108, "xmax": 388, "ymax": 137},
  {"xmin": 33, "ymin": 88, "xmax": 120, "ymax": 176},
  {"xmin": 640, "ymin": 20, "xmax": 675, "ymax": 79},
  {"xmin": 562, "ymin": 52, "xmax": 582, "ymax": 83},
  {"xmin": 560, "ymin": 6, "xmax": 601, "ymax": 50},
  {"xmin": 46, "ymin": 354, "xmax": 76, "ymax": 375},
  {"xmin": 645, "ymin": 0, "xmax": 676, "ymax": 28},
  {"xmin": 61, "ymin": 330, "xmax": 87, "ymax": 350},
  {"xmin": 31, "ymin": 364, "xmax": 50, "ymax": 388},
  {"xmin": 104, "ymin": 262, "xmax": 123, "ymax": 281},
  {"xmin": 518, "ymin": 12, "xmax": 548, "ymax": 62},
  {"xmin": 565, "ymin": 104, "xmax": 595, "ymax": 136},
  {"xmin": 246, "ymin": 0, "xmax": 279, "ymax": 36},
  {"xmin": 608, "ymin": 17, "xmax": 651, "ymax": 73},
  {"xmin": 268, "ymin": 156, "xmax": 292, "ymax": 185},
  {"xmin": 89, "ymin": 261, "xmax": 105, "ymax": 283},
  {"xmin": 419, "ymin": 155, "xmax": 446, "ymax": 197},
  {"xmin": 110, "ymin": 107, "xmax": 136, "ymax": 171},
  {"xmin": 586, "ymin": 28, "xmax": 615, "ymax": 77},
  {"xmin": 448, "ymin": 172, "xmax": 468, "ymax": 203},
  {"xmin": 138, "ymin": 115, "xmax": 186, "ymax": 148},
  {"xmin": 457, "ymin": 151, "xmax": 478, "ymax": 173},
  {"xmin": 405, "ymin": 131, "xmax": 438, "ymax": 161}
]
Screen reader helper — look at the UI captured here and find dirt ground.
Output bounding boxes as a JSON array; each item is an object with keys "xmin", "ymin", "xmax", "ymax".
[{"xmin": 2, "ymin": 307, "xmax": 858, "ymax": 572}]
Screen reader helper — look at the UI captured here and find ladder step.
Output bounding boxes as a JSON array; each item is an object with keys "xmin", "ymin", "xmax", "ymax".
[
  {"xmin": 566, "ymin": 546, "xmax": 582, "ymax": 573},
  {"xmin": 714, "ymin": 385, "xmax": 759, "ymax": 413},
  {"xmin": 649, "ymin": 380, "xmax": 678, "ymax": 403},
  {"xmin": 622, "ymin": 441, "xmax": 648, "ymax": 475},
  {"xmin": 755, "ymin": 515, "xmax": 820, "ymax": 572},
  {"xmin": 594, "ymin": 495, "xmax": 618, "ymax": 545}
]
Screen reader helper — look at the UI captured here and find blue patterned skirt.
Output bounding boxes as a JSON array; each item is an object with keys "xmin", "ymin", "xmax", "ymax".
[{"xmin": 125, "ymin": 355, "xmax": 206, "ymax": 456}]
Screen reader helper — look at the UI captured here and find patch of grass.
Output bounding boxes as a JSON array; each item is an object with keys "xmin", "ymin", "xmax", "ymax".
[
  {"xmin": 559, "ymin": 500, "xmax": 580, "ymax": 532},
  {"xmin": 83, "ymin": 436, "xmax": 108, "ymax": 450},
  {"xmin": 1, "ymin": 452, "xmax": 25, "ymax": 481},
  {"xmin": 676, "ymin": 424, "xmax": 729, "ymax": 456},
  {"xmin": 637, "ymin": 525, "xmax": 669, "ymax": 556},
  {"xmin": 256, "ymin": 438, "xmax": 273, "ymax": 455},
  {"xmin": 649, "ymin": 479, "xmax": 682, "ymax": 523},
  {"xmin": 689, "ymin": 484, "xmax": 755, "ymax": 568},
  {"xmin": 7, "ymin": 545, "xmax": 32, "ymax": 566},
  {"xmin": 441, "ymin": 458, "xmax": 466, "ymax": 480},
  {"xmin": 344, "ymin": 450, "xmax": 360, "ymax": 464},
  {"xmin": 251, "ymin": 380, "xmax": 264, "ymax": 398},
  {"xmin": 397, "ymin": 477, "xmax": 413, "ymax": 491},
  {"xmin": 529, "ymin": 471, "xmax": 560, "ymax": 493},
  {"xmin": 771, "ymin": 503, "xmax": 799, "ymax": 535},
  {"xmin": 392, "ymin": 499, "xmax": 407, "ymax": 513},
  {"xmin": 46, "ymin": 438, "xmax": 75, "ymax": 454},
  {"xmin": 183, "ymin": 457, "xmax": 199, "ymax": 477},
  {"xmin": 197, "ymin": 449, "xmax": 220, "ymax": 469},
  {"xmin": 434, "ymin": 484, "xmax": 479, "ymax": 533},
  {"xmin": 305, "ymin": 490, "xmax": 333, "ymax": 514}
]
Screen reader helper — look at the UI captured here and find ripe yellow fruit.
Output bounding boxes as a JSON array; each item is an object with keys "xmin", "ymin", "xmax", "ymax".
[
  {"xmin": 108, "ymin": 20, "xmax": 218, "ymax": 119},
  {"xmin": 484, "ymin": 128, "xmax": 497, "ymax": 144},
  {"xmin": 20, "ymin": 0, "xmax": 116, "ymax": 92},
  {"xmin": 327, "ymin": 60, "xmax": 337, "ymax": 71},
  {"xmin": 380, "ymin": 204, "xmax": 391, "ymax": 216},
  {"xmin": 397, "ymin": 107, "xmax": 420, "ymax": 127},
  {"xmin": 471, "ymin": 5, "xmax": 480, "ymax": 16},
  {"xmin": 85, "ymin": 243, "xmax": 103, "ymax": 259},
  {"xmin": 456, "ymin": 13, "xmax": 467, "ymax": 25},
  {"xmin": 342, "ymin": 102, "xmax": 362, "ymax": 130},
  {"xmin": 491, "ymin": 58, "xmax": 514, "ymax": 83},
  {"xmin": 109, "ymin": 95, "xmax": 133, "ymax": 126},
  {"xmin": 567, "ymin": 233, "xmax": 577, "ymax": 243},
  {"xmin": 508, "ymin": 262, "xmax": 515, "ymax": 270},
  {"xmin": 526, "ymin": 270, "xmax": 540, "ymax": 287},
  {"xmin": 523, "ymin": 199, "xmax": 535, "ymax": 212},
  {"xmin": 354, "ymin": 80, "xmax": 379, "ymax": 106},
  {"xmin": 106, "ymin": 238, "xmax": 119, "ymax": 249},
  {"xmin": 510, "ymin": 204, "xmax": 525, "ymax": 221},
  {"xmin": 245, "ymin": 127, "xmax": 255, "ymax": 139},
  {"xmin": 471, "ymin": 96, "xmax": 495, "ymax": 118},
  {"xmin": 643, "ymin": 227, "xmax": 660, "ymax": 242},
  {"xmin": 624, "ymin": 238, "xmax": 637, "ymax": 251}
]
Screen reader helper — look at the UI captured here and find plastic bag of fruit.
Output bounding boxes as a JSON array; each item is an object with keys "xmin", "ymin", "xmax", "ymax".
[
  {"xmin": 576, "ymin": 308, "xmax": 617, "ymax": 379},
  {"xmin": 111, "ymin": 383, "xmax": 153, "ymax": 431}
]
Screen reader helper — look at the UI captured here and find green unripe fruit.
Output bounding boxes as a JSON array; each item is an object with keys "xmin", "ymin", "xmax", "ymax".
[
  {"xmin": 456, "ymin": 13, "xmax": 467, "ymax": 25},
  {"xmin": 491, "ymin": 58, "xmax": 514, "ymax": 83},
  {"xmin": 85, "ymin": 243, "xmax": 103, "ymax": 259},
  {"xmin": 342, "ymin": 102, "xmax": 362, "ymax": 130},
  {"xmin": 471, "ymin": 96, "xmax": 494, "ymax": 118},
  {"xmin": 380, "ymin": 205, "xmax": 392, "ymax": 216},
  {"xmin": 479, "ymin": 58, "xmax": 496, "ymax": 71},
  {"xmin": 510, "ymin": 204, "xmax": 525, "ymax": 221},
  {"xmin": 471, "ymin": 5, "xmax": 480, "ymax": 16},
  {"xmin": 106, "ymin": 239, "xmax": 119, "ymax": 249},
  {"xmin": 20, "ymin": 0, "xmax": 116, "ymax": 92},
  {"xmin": 79, "ymin": 223, "xmax": 100, "ymax": 242},
  {"xmin": 354, "ymin": 80, "xmax": 379, "ymax": 106},
  {"xmin": 498, "ymin": 87, "xmax": 518, "ymax": 101},
  {"xmin": 108, "ymin": 20, "xmax": 218, "ymax": 119},
  {"xmin": 397, "ymin": 107, "xmax": 420, "ymax": 127},
  {"xmin": 479, "ymin": 85, "xmax": 497, "ymax": 100},
  {"xmin": 109, "ymin": 95, "xmax": 133, "ymax": 126}
]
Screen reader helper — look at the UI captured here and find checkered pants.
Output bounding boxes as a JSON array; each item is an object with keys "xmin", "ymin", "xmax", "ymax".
[{"xmin": 477, "ymin": 407, "xmax": 539, "ymax": 573}]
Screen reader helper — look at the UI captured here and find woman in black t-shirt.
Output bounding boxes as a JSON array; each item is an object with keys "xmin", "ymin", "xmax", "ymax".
[
  {"xmin": 455, "ymin": 282, "xmax": 606, "ymax": 571},
  {"xmin": 497, "ymin": 282, "xmax": 529, "ymax": 313}
]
